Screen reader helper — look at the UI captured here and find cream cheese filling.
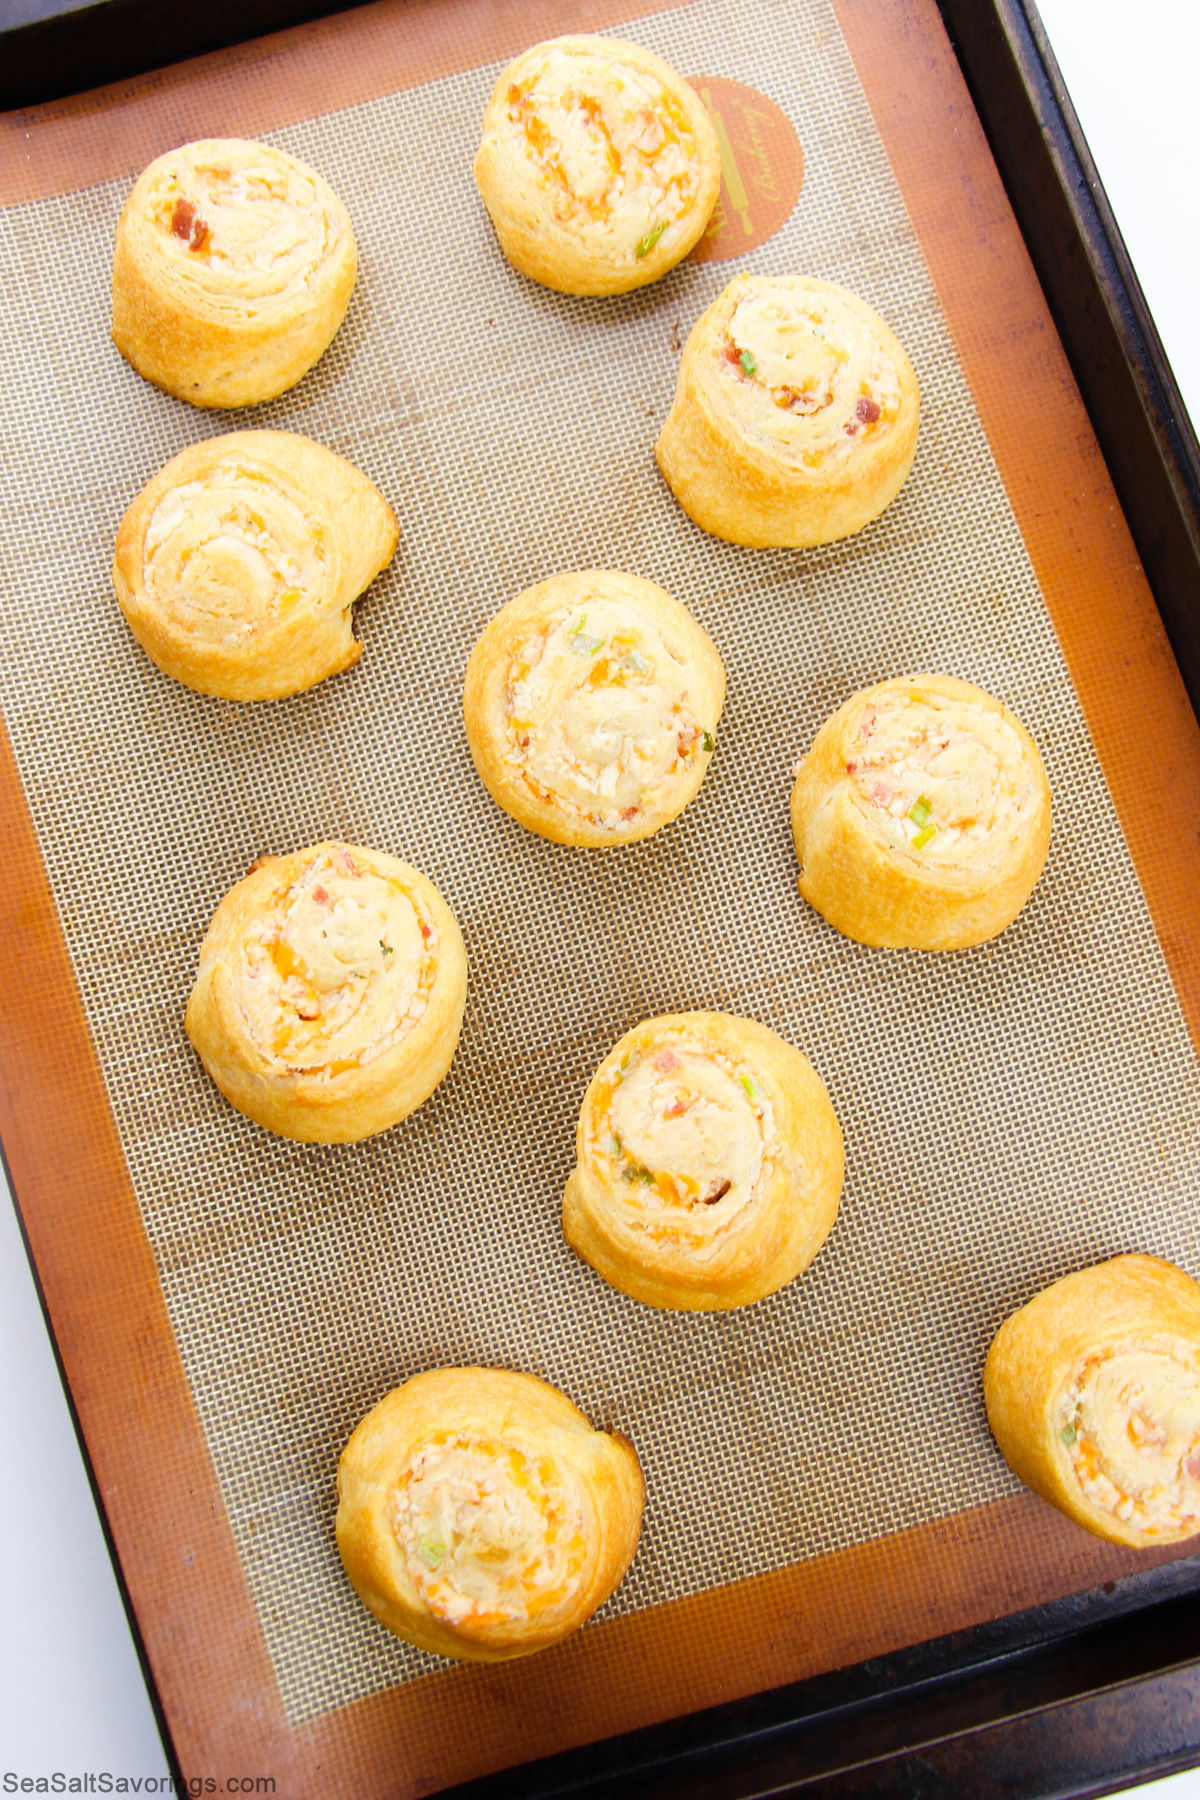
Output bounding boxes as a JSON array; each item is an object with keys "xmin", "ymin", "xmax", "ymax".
[
  {"xmin": 235, "ymin": 847, "xmax": 434, "ymax": 1073},
  {"xmin": 1060, "ymin": 1342, "xmax": 1200, "ymax": 1536},
  {"xmin": 592, "ymin": 1037, "xmax": 778, "ymax": 1246},
  {"xmin": 390, "ymin": 1435, "xmax": 586, "ymax": 1627},
  {"xmin": 722, "ymin": 286, "xmax": 902, "ymax": 465},
  {"xmin": 506, "ymin": 600, "xmax": 710, "ymax": 826},
  {"xmin": 143, "ymin": 461, "xmax": 327, "ymax": 646},
  {"xmin": 845, "ymin": 692, "xmax": 1037, "ymax": 868},
  {"xmin": 502, "ymin": 45, "xmax": 702, "ymax": 256},
  {"xmin": 148, "ymin": 148, "xmax": 341, "ymax": 313}
]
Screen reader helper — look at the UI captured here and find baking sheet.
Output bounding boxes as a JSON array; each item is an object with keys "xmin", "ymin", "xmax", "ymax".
[{"xmin": 1, "ymin": 0, "xmax": 1199, "ymax": 1736}]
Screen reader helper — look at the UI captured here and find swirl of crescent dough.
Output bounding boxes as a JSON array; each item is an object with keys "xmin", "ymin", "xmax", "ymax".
[
  {"xmin": 336, "ymin": 1366, "xmax": 644, "ymax": 1660},
  {"xmin": 984, "ymin": 1256, "xmax": 1200, "ymax": 1548},
  {"xmin": 111, "ymin": 138, "xmax": 357, "ymax": 408},
  {"xmin": 790, "ymin": 673, "xmax": 1051, "ymax": 951},
  {"xmin": 185, "ymin": 842, "xmax": 467, "ymax": 1143},
  {"xmin": 655, "ymin": 274, "xmax": 920, "ymax": 547},
  {"xmin": 463, "ymin": 570, "xmax": 726, "ymax": 846},
  {"xmin": 563, "ymin": 1011, "xmax": 843, "ymax": 1310},
  {"xmin": 113, "ymin": 432, "xmax": 398, "ymax": 700},
  {"xmin": 473, "ymin": 35, "xmax": 720, "ymax": 296}
]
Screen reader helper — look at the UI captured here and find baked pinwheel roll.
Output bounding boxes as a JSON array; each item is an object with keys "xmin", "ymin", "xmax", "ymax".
[
  {"xmin": 985, "ymin": 1256, "xmax": 1200, "ymax": 1548},
  {"xmin": 113, "ymin": 432, "xmax": 398, "ymax": 701},
  {"xmin": 655, "ymin": 275, "xmax": 920, "ymax": 547},
  {"xmin": 112, "ymin": 138, "xmax": 357, "ymax": 408},
  {"xmin": 473, "ymin": 35, "xmax": 720, "ymax": 296},
  {"xmin": 185, "ymin": 842, "xmax": 467, "ymax": 1143},
  {"xmin": 790, "ymin": 674, "xmax": 1051, "ymax": 951},
  {"xmin": 336, "ymin": 1366, "xmax": 644, "ymax": 1660},
  {"xmin": 563, "ymin": 1011, "xmax": 843, "ymax": 1310},
  {"xmin": 463, "ymin": 569, "xmax": 725, "ymax": 847}
]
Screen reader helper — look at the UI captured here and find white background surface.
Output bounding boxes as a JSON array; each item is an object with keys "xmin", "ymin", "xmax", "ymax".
[{"xmin": 2, "ymin": 0, "xmax": 1200, "ymax": 1792}]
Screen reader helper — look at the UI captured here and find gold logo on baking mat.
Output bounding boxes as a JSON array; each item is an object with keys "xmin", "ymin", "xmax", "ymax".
[{"xmin": 686, "ymin": 78, "xmax": 804, "ymax": 262}]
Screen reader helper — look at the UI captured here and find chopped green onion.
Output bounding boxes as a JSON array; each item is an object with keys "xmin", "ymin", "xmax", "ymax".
[
  {"xmin": 416, "ymin": 1536, "xmax": 446, "ymax": 1569},
  {"xmin": 907, "ymin": 795, "xmax": 932, "ymax": 828},
  {"xmin": 624, "ymin": 1164, "xmax": 654, "ymax": 1186},
  {"xmin": 740, "ymin": 1074, "xmax": 763, "ymax": 1100},
  {"xmin": 567, "ymin": 613, "xmax": 605, "ymax": 656},
  {"xmin": 636, "ymin": 220, "xmax": 666, "ymax": 259},
  {"xmin": 911, "ymin": 822, "xmax": 938, "ymax": 850},
  {"xmin": 739, "ymin": 348, "xmax": 757, "ymax": 376},
  {"xmin": 1060, "ymin": 1423, "xmax": 1077, "ymax": 1446},
  {"xmin": 623, "ymin": 648, "xmax": 651, "ymax": 674},
  {"xmin": 609, "ymin": 1135, "xmax": 622, "ymax": 1158},
  {"xmin": 701, "ymin": 730, "xmax": 715, "ymax": 753},
  {"xmin": 380, "ymin": 939, "xmax": 393, "ymax": 956}
]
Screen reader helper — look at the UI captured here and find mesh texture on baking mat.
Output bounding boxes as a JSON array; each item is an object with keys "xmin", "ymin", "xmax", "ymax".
[{"xmin": 1, "ymin": 0, "xmax": 1198, "ymax": 1727}]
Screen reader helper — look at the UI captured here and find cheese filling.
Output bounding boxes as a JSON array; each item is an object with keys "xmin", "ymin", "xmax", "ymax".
[
  {"xmin": 501, "ymin": 45, "xmax": 703, "ymax": 258},
  {"xmin": 390, "ymin": 1435, "xmax": 587, "ymax": 1627},
  {"xmin": 845, "ymin": 692, "xmax": 1038, "ymax": 867},
  {"xmin": 236, "ymin": 847, "xmax": 435, "ymax": 1073},
  {"xmin": 1060, "ymin": 1343, "xmax": 1200, "ymax": 1537},
  {"xmin": 143, "ymin": 460, "xmax": 327, "ymax": 646},
  {"xmin": 148, "ymin": 146, "xmax": 343, "ymax": 312},
  {"xmin": 722, "ymin": 285, "xmax": 902, "ymax": 466},
  {"xmin": 590, "ymin": 1037, "xmax": 778, "ymax": 1245},
  {"xmin": 506, "ymin": 600, "xmax": 712, "ymax": 826}
]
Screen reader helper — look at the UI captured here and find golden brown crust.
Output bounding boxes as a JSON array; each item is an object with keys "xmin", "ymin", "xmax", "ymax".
[
  {"xmin": 185, "ymin": 841, "xmax": 467, "ymax": 1143},
  {"xmin": 790, "ymin": 673, "xmax": 1051, "ymax": 951},
  {"xmin": 984, "ymin": 1256, "xmax": 1200, "ymax": 1548},
  {"xmin": 563, "ymin": 1011, "xmax": 843, "ymax": 1310},
  {"xmin": 111, "ymin": 138, "xmax": 357, "ymax": 409},
  {"xmin": 112, "ymin": 431, "xmax": 397, "ymax": 701},
  {"xmin": 462, "ymin": 569, "xmax": 725, "ymax": 847},
  {"xmin": 473, "ymin": 35, "xmax": 720, "ymax": 297},
  {"xmin": 655, "ymin": 274, "xmax": 920, "ymax": 548},
  {"xmin": 335, "ymin": 1366, "xmax": 645, "ymax": 1660}
]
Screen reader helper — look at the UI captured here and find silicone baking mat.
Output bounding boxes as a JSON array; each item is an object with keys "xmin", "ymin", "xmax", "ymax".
[{"xmin": 1, "ymin": 0, "xmax": 1199, "ymax": 1776}]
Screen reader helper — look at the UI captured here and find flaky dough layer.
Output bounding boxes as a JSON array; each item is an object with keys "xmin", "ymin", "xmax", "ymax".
[
  {"xmin": 113, "ymin": 431, "xmax": 397, "ymax": 701},
  {"xmin": 790, "ymin": 673, "xmax": 1051, "ymax": 951},
  {"xmin": 985, "ymin": 1256, "xmax": 1200, "ymax": 1548},
  {"xmin": 563, "ymin": 1011, "xmax": 843, "ymax": 1310},
  {"xmin": 185, "ymin": 841, "xmax": 467, "ymax": 1143},
  {"xmin": 336, "ymin": 1366, "xmax": 644, "ymax": 1660},
  {"xmin": 655, "ymin": 274, "xmax": 920, "ymax": 547},
  {"xmin": 112, "ymin": 138, "xmax": 357, "ymax": 409},
  {"xmin": 463, "ymin": 569, "xmax": 725, "ymax": 847},
  {"xmin": 473, "ymin": 35, "xmax": 720, "ymax": 296}
]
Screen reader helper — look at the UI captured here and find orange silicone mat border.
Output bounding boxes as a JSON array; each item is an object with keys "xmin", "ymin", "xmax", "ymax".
[{"xmin": 1, "ymin": 0, "xmax": 1199, "ymax": 1792}]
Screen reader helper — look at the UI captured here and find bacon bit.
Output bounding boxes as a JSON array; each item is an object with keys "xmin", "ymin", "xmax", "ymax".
[
  {"xmin": 655, "ymin": 1049, "xmax": 680, "ymax": 1074},
  {"xmin": 519, "ymin": 734, "xmax": 530, "ymax": 749},
  {"xmin": 721, "ymin": 342, "xmax": 743, "ymax": 369},
  {"xmin": 620, "ymin": 806, "xmax": 639, "ymax": 822},
  {"xmin": 844, "ymin": 420, "xmax": 859, "ymax": 436},
  {"xmin": 856, "ymin": 396, "xmax": 882, "ymax": 424},
  {"xmin": 705, "ymin": 1179, "xmax": 732, "ymax": 1205},
  {"xmin": 170, "ymin": 197, "xmax": 210, "ymax": 251},
  {"xmin": 663, "ymin": 1098, "xmax": 688, "ymax": 1118},
  {"xmin": 420, "ymin": 922, "xmax": 432, "ymax": 941},
  {"xmin": 845, "ymin": 760, "xmax": 856, "ymax": 775},
  {"xmin": 312, "ymin": 885, "xmax": 330, "ymax": 905}
]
